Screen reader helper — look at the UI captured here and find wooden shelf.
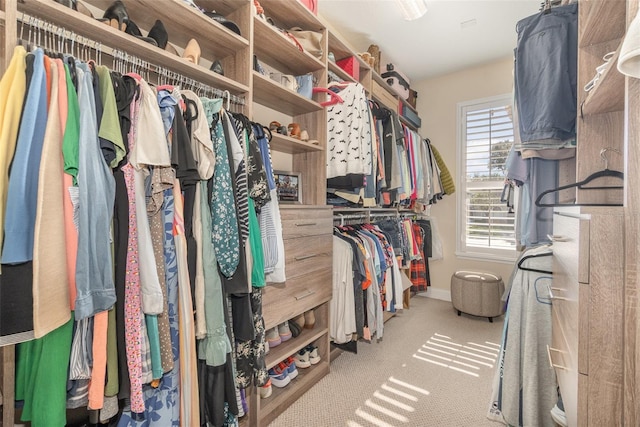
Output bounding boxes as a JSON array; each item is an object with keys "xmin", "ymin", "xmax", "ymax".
[
  {"xmin": 84, "ymin": 0, "xmax": 249, "ymax": 60},
  {"xmin": 327, "ymin": 30, "xmax": 357, "ymax": 62},
  {"xmin": 399, "ymin": 95, "xmax": 418, "ymax": 115},
  {"xmin": 383, "ymin": 311, "xmax": 396, "ymax": 323},
  {"xmin": 582, "ymin": 45, "xmax": 625, "ymax": 116},
  {"xmin": 580, "ymin": 0, "xmax": 626, "ymax": 47},
  {"xmin": 194, "ymin": 0, "xmax": 250, "ymax": 16},
  {"xmin": 328, "ymin": 61, "xmax": 356, "ymax": 84},
  {"xmin": 253, "ymin": 17, "xmax": 324, "ymax": 75},
  {"xmin": 265, "ymin": 327, "xmax": 328, "ymax": 370},
  {"xmin": 17, "ymin": 0, "xmax": 249, "ymax": 95},
  {"xmin": 259, "ymin": 360, "xmax": 330, "ymax": 425},
  {"xmin": 252, "ymin": 71, "xmax": 323, "ymax": 115},
  {"xmin": 270, "ymin": 132, "xmax": 324, "ymax": 154},
  {"xmin": 399, "ymin": 114, "xmax": 419, "ymax": 131},
  {"xmin": 257, "ymin": 0, "xmax": 324, "ymax": 31}
]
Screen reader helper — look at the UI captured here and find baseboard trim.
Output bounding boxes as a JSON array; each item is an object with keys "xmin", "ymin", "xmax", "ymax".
[{"xmin": 417, "ymin": 288, "xmax": 452, "ymax": 302}]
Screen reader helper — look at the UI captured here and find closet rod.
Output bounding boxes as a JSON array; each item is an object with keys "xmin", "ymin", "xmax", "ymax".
[{"xmin": 17, "ymin": 13, "xmax": 246, "ymax": 106}]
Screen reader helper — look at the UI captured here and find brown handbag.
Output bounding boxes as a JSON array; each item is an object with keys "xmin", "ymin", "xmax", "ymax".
[{"xmin": 286, "ymin": 27, "xmax": 323, "ymax": 59}]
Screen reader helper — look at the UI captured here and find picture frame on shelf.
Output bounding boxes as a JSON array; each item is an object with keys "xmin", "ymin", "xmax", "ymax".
[{"xmin": 274, "ymin": 171, "xmax": 302, "ymax": 204}]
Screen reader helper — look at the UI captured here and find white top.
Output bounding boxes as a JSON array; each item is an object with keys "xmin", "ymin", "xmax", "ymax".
[{"xmin": 326, "ymin": 83, "xmax": 372, "ymax": 179}]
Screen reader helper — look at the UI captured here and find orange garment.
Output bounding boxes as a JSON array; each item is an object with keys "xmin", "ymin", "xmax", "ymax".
[
  {"xmin": 88, "ymin": 310, "xmax": 108, "ymax": 410},
  {"xmin": 43, "ymin": 55, "xmax": 51, "ymax": 106}
]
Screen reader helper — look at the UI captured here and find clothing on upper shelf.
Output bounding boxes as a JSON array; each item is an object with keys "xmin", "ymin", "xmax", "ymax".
[
  {"xmin": 0, "ymin": 45, "xmax": 282, "ymax": 427},
  {"xmin": 327, "ymin": 97, "xmax": 453, "ymax": 210}
]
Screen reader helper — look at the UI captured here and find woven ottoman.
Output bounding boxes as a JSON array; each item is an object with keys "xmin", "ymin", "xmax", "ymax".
[{"xmin": 450, "ymin": 271, "xmax": 505, "ymax": 322}]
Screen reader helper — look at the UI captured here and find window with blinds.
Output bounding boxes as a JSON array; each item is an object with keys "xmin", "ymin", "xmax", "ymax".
[{"xmin": 457, "ymin": 95, "xmax": 517, "ymax": 260}]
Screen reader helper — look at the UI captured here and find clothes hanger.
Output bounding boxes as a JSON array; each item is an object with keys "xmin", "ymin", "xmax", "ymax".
[
  {"xmin": 517, "ymin": 250, "xmax": 553, "ymax": 275},
  {"xmin": 535, "ymin": 148, "xmax": 623, "ymax": 207},
  {"xmin": 313, "ymin": 87, "xmax": 344, "ymax": 107}
]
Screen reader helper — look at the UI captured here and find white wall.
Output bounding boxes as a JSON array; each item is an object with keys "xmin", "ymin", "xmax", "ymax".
[{"xmin": 413, "ymin": 57, "xmax": 517, "ymax": 301}]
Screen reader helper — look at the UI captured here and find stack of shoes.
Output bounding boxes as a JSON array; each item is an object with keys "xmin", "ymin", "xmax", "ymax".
[
  {"xmin": 266, "ymin": 327, "xmax": 281, "ymax": 348},
  {"xmin": 278, "ymin": 321, "xmax": 292, "ymax": 342},
  {"xmin": 268, "ymin": 364, "xmax": 291, "ymax": 388},
  {"xmin": 259, "ymin": 379, "xmax": 272, "ymax": 399}
]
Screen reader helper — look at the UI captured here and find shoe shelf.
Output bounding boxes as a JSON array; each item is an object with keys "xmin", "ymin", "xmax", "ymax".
[
  {"xmin": 17, "ymin": 0, "xmax": 250, "ymax": 95},
  {"xmin": 269, "ymin": 132, "xmax": 324, "ymax": 155},
  {"xmin": 258, "ymin": 360, "xmax": 330, "ymax": 426},
  {"xmin": 265, "ymin": 327, "xmax": 328, "ymax": 370},
  {"xmin": 256, "ymin": 0, "xmax": 324, "ymax": 32},
  {"xmin": 252, "ymin": 71, "xmax": 323, "ymax": 115},
  {"xmin": 253, "ymin": 17, "xmax": 325, "ymax": 76},
  {"xmin": 579, "ymin": 0, "xmax": 626, "ymax": 47},
  {"xmin": 581, "ymin": 40, "xmax": 625, "ymax": 116},
  {"xmin": 84, "ymin": 0, "xmax": 249, "ymax": 59}
]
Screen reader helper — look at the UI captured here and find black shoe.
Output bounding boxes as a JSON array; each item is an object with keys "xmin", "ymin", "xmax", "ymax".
[
  {"xmin": 125, "ymin": 20, "xmax": 158, "ymax": 46},
  {"xmin": 147, "ymin": 20, "xmax": 168, "ymax": 49},
  {"xmin": 101, "ymin": 0, "xmax": 129, "ymax": 31},
  {"xmin": 210, "ymin": 59, "xmax": 224, "ymax": 75}
]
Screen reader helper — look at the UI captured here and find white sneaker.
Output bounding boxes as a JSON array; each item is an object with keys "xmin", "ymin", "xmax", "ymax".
[
  {"xmin": 294, "ymin": 349, "xmax": 311, "ymax": 368},
  {"xmin": 550, "ymin": 404, "xmax": 567, "ymax": 427},
  {"xmin": 307, "ymin": 345, "xmax": 320, "ymax": 365}
]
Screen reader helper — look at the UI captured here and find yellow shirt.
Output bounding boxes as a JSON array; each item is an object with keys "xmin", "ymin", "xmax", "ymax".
[{"xmin": 0, "ymin": 46, "xmax": 27, "ymax": 254}]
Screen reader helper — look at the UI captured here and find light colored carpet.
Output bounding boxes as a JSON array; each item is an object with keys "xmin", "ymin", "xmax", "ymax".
[{"xmin": 268, "ymin": 296, "xmax": 505, "ymax": 427}]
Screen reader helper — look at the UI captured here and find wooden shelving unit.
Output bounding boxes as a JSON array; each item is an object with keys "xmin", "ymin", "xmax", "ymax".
[
  {"xmin": 579, "ymin": 0, "xmax": 626, "ymax": 47},
  {"xmin": 269, "ymin": 132, "xmax": 324, "ymax": 154},
  {"xmin": 252, "ymin": 71, "xmax": 323, "ymax": 115},
  {"xmin": 253, "ymin": 17, "xmax": 324, "ymax": 75},
  {"xmin": 582, "ymin": 44, "xmax": 625, "ymax": 115},
  {"xmin": 17, "ymin": 0, "xmax": 250, "ymax": 94}
]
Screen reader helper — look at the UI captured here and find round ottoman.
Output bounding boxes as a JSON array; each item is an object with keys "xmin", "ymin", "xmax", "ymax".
[{"xmin": 450, "ymin": 271, "xmax": 505, "ymax": 322}]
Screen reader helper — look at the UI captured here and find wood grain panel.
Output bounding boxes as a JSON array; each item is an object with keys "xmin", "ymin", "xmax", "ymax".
[
  {"xmin": 624, "ymin": 213, "xmax": 639, "ymax": 425},
  {"xmin": 253, "ymin": 17, "xmax": 324, "ymax": 75},
  {"xmin": 84, "ymin": 0, "xmax": 249, "ymax": 59},
  {"xmin": 262, "ymin": 269, "xmax": 332, "ymax": 330},
  {"xmin": 578, "ymin": 373, "xmax": 589, "ymax": 427},
  {"xmin": 372, "ymin": 79, "xmax": 397, "ymax": 112},
  {"xmin": 575, "ymin": 111, "xmax": 625, "ymax": 206},
  {"xmin": 582, "ymin": 42, "xmax": 625, "ymax": 116},
  {"xmin": 258, "ymin": 0, "xmax": 324, "ymax": 31},
  {"xmin": 17, "ymin": 0, "xmax": 250, "ymax": 94},
  {"xmin": 280, "ymin": 206, "xmax": 332, "ymax": 237},
  {"xmin": 579, "ymin": 0, "xmax": 626, "ymax": 47},
  {"xmin": 587, "ymin": 209, "xmax": 625, "ymax": 426},
  {"xmin": 252, "ymin": 71, "xmax": 322, "ymax": 115},
  {"xmin": 1, "ymin": 345, "xmax": 15, "ymax": 427},
  {"xmin": 283, "ymin": 234, "xmax": 332, "ymax": 279},
  {"xmin": 269, "ymin": 132, "xmax": 324, "ymax": 154},
  {"xmin": 579, "ymin": 282, "xmax": 590, "ymax": 375}
]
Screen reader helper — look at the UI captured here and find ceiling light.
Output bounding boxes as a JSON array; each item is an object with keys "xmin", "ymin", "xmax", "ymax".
[{"xmin": 394, "ymin": 0, "xmax": 428, "ymax": 21}]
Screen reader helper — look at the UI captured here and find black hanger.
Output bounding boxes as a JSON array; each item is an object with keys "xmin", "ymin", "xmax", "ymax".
[
  {"xmin": 518, "ymin": 251, "xmax": 553, "ymax": 275},
  {"xmin": 535, "ymin": 148, "xmax": 623, "ymax": 207}
]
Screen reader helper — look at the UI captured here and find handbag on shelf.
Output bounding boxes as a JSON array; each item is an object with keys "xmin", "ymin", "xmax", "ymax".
[
  {"xmin": 287, "ymin": 27, "xmax": 323, "ymax": 59},
  {"xmin": 296, "ymin": 74, "xmax": 314, "ymax": 98}
]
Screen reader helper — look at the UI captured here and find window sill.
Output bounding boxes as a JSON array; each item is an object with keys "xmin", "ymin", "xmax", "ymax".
[{"xmin": 455, "ymin": 250, "xmax": 519, "ymax": 265}]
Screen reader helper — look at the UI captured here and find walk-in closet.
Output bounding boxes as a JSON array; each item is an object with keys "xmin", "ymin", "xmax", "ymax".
[{"xmin": 0, "ymin": 0, "xmax": 638, "ymax": 426}]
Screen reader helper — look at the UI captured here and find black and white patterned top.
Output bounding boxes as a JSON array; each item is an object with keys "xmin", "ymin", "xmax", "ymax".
[{"xmin": 326, "ymin": 83, "xmax": 372, "ymax": 179}]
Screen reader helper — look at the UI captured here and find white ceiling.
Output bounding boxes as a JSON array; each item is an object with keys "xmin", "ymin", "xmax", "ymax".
[{"xmin": 318, "ymin": 0, "xmax": 542, "ymax": 82}]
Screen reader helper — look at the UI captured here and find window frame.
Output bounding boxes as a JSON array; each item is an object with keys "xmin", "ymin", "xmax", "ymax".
[{"xmin": 456, "ymin": 94, "xmax": 518, "ymax": 263}]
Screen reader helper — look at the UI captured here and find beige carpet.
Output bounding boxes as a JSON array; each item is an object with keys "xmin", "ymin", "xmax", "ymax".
[{"xmin": 269, "ymin": 295, "xmax": 505, "ymax": 427}]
